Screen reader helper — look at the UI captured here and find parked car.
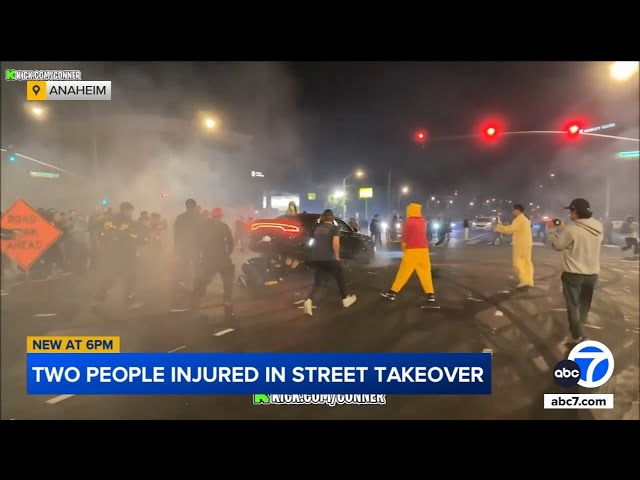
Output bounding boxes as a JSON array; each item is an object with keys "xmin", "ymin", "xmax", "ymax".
[
  {"xmin": 249, "ymin": 213, "xmax": 375, "ymax": 263},
  {"xmin": 472, "ymin": 216, "xmax": 494, "ymax": 230}
]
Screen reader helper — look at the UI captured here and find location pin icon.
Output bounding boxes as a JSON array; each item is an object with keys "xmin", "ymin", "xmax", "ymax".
[{"xmin": 32, "ymin": 85, "xmax": 41, "ymax": 96}]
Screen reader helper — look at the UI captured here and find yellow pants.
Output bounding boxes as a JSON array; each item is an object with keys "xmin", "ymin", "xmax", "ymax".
[
  {"xmin": 391, "ymin": 248, "xmax": 435, "ymax": 294},
  {"xmin": 513, "ymin": 252, "xmax": 534, "ymax": 286}
]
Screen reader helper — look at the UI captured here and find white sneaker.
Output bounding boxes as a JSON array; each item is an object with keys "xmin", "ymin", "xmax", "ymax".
[
  {"xmin": 303, "ymin": 299, "xmax": 313, "ymax": 316},
  {"xmin": 342, "ymin": 295, "xmax": 357, "ymax": 308}
]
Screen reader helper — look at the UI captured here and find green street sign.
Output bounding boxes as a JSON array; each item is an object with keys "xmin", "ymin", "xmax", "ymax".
[
  {"xmin": 616, "ymin": 150, "xmax": 639, "ymax": 159},
  {"xmin": 307, "ymin": 192, "xmax": 316, "ymax": 200},
  {"xmin": 359, "ymin": 187, "xmax": 373, "ymax": 199},
  {"xmin": 30, "ymin": 171, "xmax": 60, "ymax": 179},
  {"xmin": 253, "ymin": 394, "xmax": 270, "ymax": 405}
]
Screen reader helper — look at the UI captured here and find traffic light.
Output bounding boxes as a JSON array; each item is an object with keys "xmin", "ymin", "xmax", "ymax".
[
  {"xmin": 562, "ymin": 119, "xmax": 585, "ymax": 139},
  {"xmin": 481, "ymin": 124, "xmax": 500, "ymax": 141},
  {"xmin": 476, "ymin": 117, "xmax": 505, "ymax": 143},
  {"xmin": 414, "ymin": 129, "xmax": 428, "ymax": 146},
  {"xmin": 102, "ymin": 198, "xmax": 109, "ymax": 206}
]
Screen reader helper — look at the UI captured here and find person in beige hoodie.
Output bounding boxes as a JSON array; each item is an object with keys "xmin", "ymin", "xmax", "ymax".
[{"xmin": 547, "ymin": 198, "xmax": 603, "ymax": 343}]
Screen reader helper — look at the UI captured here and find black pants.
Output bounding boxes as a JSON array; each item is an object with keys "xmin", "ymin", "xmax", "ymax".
[
  {"xmin": 308, "ymin": 260, "xmax": 347, "ymax": 302},
  {"xmin": 371, "ymin": 233, "xmax": 382, "ymax": 246},
  {"xmin": 622, "ymin": 237, "xmax": 639, "ymax": 255},
  {"xmin": 175, "ymin": 251, "xmax": 200, "ymax": 289},
  {"xmin": 95, "ymin": 252, "xmax": 137, "ymax": 300},
  {"xmin": 561, "ymin": 271, "xmax": 598, "ymax": 339},
  {"xmin": 435, "ymin": 231, "xmax": 446, "ymax": 246},
  {"xmin": 191, "ymin": 259, "xmax": 234, "ymax": 303}
]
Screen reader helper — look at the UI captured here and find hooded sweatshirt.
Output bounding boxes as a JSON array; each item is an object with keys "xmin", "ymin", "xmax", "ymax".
[
  {"xmin": 402, "ymin": 203, "xmax": 428, "ymax": 249},
  {"xmin": 548, "ymin": 217, "xmax": 603, "ymax": 275}
]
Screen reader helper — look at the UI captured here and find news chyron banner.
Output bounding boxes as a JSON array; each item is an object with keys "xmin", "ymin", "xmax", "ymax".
[
  {"xmin": 4, "ymin": 67, "xmax": 110, "ymax": 101},
  {"xmin": 27, "ymin": 336, "xmax": 492, "ymax": 397}
]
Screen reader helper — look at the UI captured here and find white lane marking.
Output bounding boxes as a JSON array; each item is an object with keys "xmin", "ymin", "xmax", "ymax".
[
  {"xmin": 500, "ymin": 290, "xmax": 510, "ymax": 293},
  {"xmin": 584, "ymin": 324, "xmax": 603, "ymax": 330},
  {"xmin": 169, "ymin": 309, "xmax": 191, "ymax": 312},
  {"xmin": 624, "ymin": 275, "xmax": 636, "ymax": 279},
  {"xmin": 533, "ymin": 356, "xmax": 550, "ymax": 372},
  {"xmin": 494, "ymin": 310, "xmax": 504, "ymax": 316},
  {"xmin": 1, "ymin": 291, "xmax": 8, "ymax": 296},
  {"xmin": 551, "ymin": 308, "xmax": 567, "ymax": 311},
  {"xmin": 33, "ymin": 313, "xmax": 57, "ymax": 317},
  {"xmin": 214, "ymin": 328, "xmax": 234, "ymax": 337},
  {"xmin": 46, "ymin": 394, "xmax": 74, "ymax": 405},
  {"xmin": 625, "ymin": 329, "xmax": 640, "ymax": 334},
  {"xmin": 467, "ymin": 297, "xmax": 483, "ymax": 302},
  {"xmin": 293, "ymin": 299, "xmax": 305, "ymax": 305},
  {"xmin": 298, "ymin": 306, "xmax": 317, "ymax": 309},
  {"xmin": 611, "ymin": 268, "xmax": 624, "ymax": 273},
  {"xmin": 482, "ymin": 348, "xmax": 493, "ymax": 354},
  {"xmin": 421, "ymin": 305, "xmax": 441, "ymax": 309},
  {"xmin": 168, "ymin": 345, "xmax": 186, "ymax": 353}
]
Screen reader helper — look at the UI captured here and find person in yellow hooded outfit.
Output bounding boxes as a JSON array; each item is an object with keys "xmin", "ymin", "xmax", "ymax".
[
  {"xmin": 495, "ymin": 203, "xmax": 534, "ymax": 289},
  {"xmin": 381, "ymin": 202, "xmax": 436, "ymax": 303}
]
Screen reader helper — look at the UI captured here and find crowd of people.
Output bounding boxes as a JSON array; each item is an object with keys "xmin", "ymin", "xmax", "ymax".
[{"xmin": 1, "ymin": 195, "xmax": 638, "ymax": 343}]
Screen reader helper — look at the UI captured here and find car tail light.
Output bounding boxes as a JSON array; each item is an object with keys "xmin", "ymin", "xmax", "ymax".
[{"xmin": 251, "ymin": 222, "xmax": 301, "ymax": 233}]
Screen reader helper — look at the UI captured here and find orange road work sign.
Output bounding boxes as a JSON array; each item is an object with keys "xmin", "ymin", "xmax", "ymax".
[{"xmin": 1, "ymin": 199, "xmax": 62, "ymax": 271}]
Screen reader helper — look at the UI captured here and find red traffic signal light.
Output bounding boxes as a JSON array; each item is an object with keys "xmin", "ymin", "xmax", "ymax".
[
  {"xmin": 414, "ymin": 129, "xmax": 428, "ymax": 145},
  {"xmin": 481, "ymin": 124, "xmax": 500, "ymax": 141},
  {"xmin": 562, "ymin": 119, "xmax": 586, "ymax": 139}
]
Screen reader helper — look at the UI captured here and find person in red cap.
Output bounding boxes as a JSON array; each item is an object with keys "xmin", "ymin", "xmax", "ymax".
[{"xmin": 191, "ymin": 207, "xmax": 235, "ymax": 318}]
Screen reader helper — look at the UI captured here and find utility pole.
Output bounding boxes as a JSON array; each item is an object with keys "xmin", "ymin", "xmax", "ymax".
[{"xmin": 387, "ymin": 169, "xmax": 392, "ymax": 212}]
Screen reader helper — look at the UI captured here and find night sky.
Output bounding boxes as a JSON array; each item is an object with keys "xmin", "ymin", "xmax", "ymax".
[{"xmin": 1, "ymin": 61, "xmax": 638, "ymax": 214}]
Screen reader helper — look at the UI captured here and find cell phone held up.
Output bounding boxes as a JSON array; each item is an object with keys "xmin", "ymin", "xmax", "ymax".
[{"xmin": 552, "ymin": 219, "xmax": 562, "ymax": 227}]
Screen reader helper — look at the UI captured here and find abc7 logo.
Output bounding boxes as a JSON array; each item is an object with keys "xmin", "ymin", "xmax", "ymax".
[{"xmin": 553, "ymin": 340, "xmax": 615, "ymax": 388}]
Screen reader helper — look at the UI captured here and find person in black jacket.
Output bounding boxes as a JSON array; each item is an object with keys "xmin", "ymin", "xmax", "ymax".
[
  {"xmin": 190, "ymin": 207, "xmax": 235, "ymax": 318},
  {"xmin": 92, "ymin": 201, "xmax": 143, "ymax": 307},
  {"xmin": 173, "ymin": 198, "xmax": 200, "ymax": 291}
]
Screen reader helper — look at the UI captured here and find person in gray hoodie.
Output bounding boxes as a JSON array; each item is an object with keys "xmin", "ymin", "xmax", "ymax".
[{"xmin": 547, "ymin": 198, "xmax": 603, "ymax": 344}]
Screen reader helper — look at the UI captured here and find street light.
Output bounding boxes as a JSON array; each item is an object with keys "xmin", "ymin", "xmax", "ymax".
[
  {"xmin": 610, "ymin": 61, "xmax": 639, "ymax": 81},
  {"xmin": 431, "ymin": 196, "xmax": 436, "ymax": 201},
  {"xmin": 341, "ymin": 169, "xmax": 365, "ymax": 218},
  {"xmin": 25, "ymin": 103, "xmax": 47, "ymax": 121},
  {"xmin": 550, "ymin": 173, "xmax": 555, "ymax": 177},
  {"xmin": 397, "ymin": 185, "xmax": 410, "ymax": 210},
  {"xmin": 469, "ymin": 202, "xmax": 474, "ymax": 206},
  {"xmin": 334, "ymin": 190, "xmax": 345, "ymax": 198}
]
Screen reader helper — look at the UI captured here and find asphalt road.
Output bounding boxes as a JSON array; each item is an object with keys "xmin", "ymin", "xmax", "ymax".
[{"xmin": 2, "ymin": 229, "xmax": 638, "ymax": 420}]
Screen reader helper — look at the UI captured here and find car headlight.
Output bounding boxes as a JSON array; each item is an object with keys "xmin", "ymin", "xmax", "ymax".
[
  {"xmin": 395, "ymin": 223, "xmax": 401, "ymax": 229},
  {"xmin": 381, "ymin": 222, "xmax": 388, "ymax": 231},
  {"xmin": 450, "ymin": 223, "xmax": 455, "ymax": 228},
  {"xmin": 433, "ymin": 223, "xmax": 440, "ymax": 230},
  {"xmin": 308, "ymin": 238, "xmax": 314, "ymax": 246}
]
